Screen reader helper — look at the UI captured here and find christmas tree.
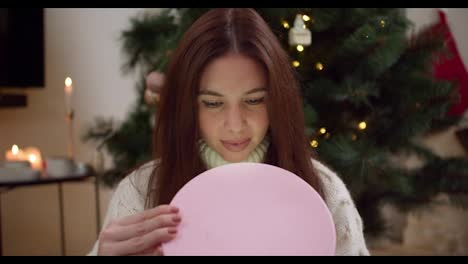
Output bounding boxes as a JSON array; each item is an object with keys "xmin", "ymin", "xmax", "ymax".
[{"xmin": 84, "ymin": 8, "xmax": 468, "ymax": 237}]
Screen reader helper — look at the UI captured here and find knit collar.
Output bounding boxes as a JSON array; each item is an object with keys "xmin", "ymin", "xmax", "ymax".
[{"xmin": 199, "ymin": 137, "xmax": 270, "ymax": 169}]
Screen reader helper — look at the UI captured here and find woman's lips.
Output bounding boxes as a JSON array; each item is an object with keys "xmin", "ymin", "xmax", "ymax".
[{"xmin": 221, "ymin": 139, "xmax": 251, "ymax": 152}]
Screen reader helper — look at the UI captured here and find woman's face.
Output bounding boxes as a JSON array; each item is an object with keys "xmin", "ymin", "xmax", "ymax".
[{"xmin": 198, "ymin": 52, "xmax": 269, "ymax": 162}]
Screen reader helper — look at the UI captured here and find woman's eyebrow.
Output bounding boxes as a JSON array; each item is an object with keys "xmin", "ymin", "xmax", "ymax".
[
  {"xmin": 245, "ymin": 87, "xmax": 267, "ymax": 95},
  {"xmin": 198, "ymin": 90, "xmax": 223, "ymax": 97},
  {"xmin": 198, "ymin": 87, "xmax": 266, "ymax": 96}
]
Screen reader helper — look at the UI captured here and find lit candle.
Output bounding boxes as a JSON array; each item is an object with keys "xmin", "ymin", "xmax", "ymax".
[
  {"xmin": 65, "ymin": 77, "xmax": 73, "ymax": 114},
  {"xmin": 24, "ymin": 147, "xmax": 43, "ymax": 170},
  {"xmin": 5, "ymin": 144, "xmax": 27, "ymax": 161}
]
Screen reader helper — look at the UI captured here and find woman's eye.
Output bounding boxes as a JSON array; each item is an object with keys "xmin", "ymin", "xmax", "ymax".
[
  {"xmin": 202, "ymin": 100, "xmax": 223, "ymax": 108},
  {"xmin": 245, "ymin": 97, "xmax": 264, "ymax": 105}
]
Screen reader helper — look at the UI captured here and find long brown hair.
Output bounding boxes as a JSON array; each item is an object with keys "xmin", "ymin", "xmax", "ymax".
[{"xmin": 147, "ymin": 8, "xmax": 322, "ymax": 208}]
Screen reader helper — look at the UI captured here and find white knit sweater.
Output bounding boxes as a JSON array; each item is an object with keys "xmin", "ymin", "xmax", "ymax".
[{"xmin": 88, "ymin": 159, "xmax": 370, "ymax": 256}]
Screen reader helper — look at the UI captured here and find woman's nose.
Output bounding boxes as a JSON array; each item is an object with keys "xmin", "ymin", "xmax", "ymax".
[{"xmin": 224, "ymin": 105, "xmax": 246, "ymax": 134}]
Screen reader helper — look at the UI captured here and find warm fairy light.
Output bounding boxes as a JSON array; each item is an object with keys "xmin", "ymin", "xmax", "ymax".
[
  {"xmin": 282, "ymin": 21, "xmax": 290, "ymax": 29},
  {"xmin": 297, "ymin": 45, "xmax": 304, "ymax": 52},
  {"xmin": 319, "ymin": 127, "xmax": 327, "ymax": 134},
  {"xmin": 315, "ymin": 62, "xmax": 324, "ymax": 71},
  {"xmin": 302, "ymin": 15, "xmax": 311, "ymax": 22},
  {"xmin": 380, "ymin": 20, "xmax": 385, "ymax": 27},
  {"xmin": 358, "ymin": 121, "xmax": 367, "ymax": 130},
  {"xmin": 292, "ymin": 61, "xmax": 300, "ymax": 67},
  {"xmin": 310, "ymin": 140, "xmax": 319, "ymax": 148}
]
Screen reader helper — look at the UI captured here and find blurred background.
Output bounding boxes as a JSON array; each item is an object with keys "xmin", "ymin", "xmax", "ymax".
[{"xmin": 0, "ymin": 8, "xmax": 468, "ymax": 255}]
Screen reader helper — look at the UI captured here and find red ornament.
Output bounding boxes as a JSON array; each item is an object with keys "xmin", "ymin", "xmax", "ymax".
[{"xmin": 431, "ymin": 9, "xmax": 468, "ymax": 116}]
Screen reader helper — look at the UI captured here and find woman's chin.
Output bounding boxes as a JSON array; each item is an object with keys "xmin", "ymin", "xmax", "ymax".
[{"xmin": 220, "ymin": 152, "xmax": 248, "ymax": 163}]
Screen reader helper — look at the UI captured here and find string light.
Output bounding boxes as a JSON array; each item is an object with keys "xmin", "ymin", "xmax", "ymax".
[
  {"xmin": 292, "ymin": 60, "xmax": 300, "ymax": 67},
  {"xmin": 302, "ymin": 15, "xmax": 311, "ymax": 22},
  {"xmin": 380, "ymin": 20, "xmax": 385, "ymax": 28},
  {"xmin": 319, "ymin": 127, "xmax": 327, "ymax": 134},
  {"xmin": 310, "ymin": 139, "xmax": 319, "ymax": 148},
  {"xmin": 358, "ymin": 121, "xmax": 367, "ymax": 130},
  {"xmin": 282, "ymin": 21, "xmax": 290, "ymax": 29},
  {"xmin": 315, "ymin": 62, "xmax": 324, "ymax": 71},
  {"xmin": 296, "ymin": 45, "xmax": 304, "ymax": 52}
]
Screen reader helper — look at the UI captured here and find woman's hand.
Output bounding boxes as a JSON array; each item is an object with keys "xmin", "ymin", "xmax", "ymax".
[
  {"xmin": 97, "ymin": 205, "xmax": 181, "ymax": 256},
  {"xmin": 144, "ymin": 71, "xmax": 165, "ymax": 105}
]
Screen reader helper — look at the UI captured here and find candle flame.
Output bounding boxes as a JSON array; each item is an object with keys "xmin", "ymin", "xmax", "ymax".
[
  {"xmin": 29, "ymin": 154, "xmax": 37, "ymax": 163},
  {"xmin": 65, "ymin": 77, "xmax": 73, "ymax": 87},
  {"xmin": 12, "ymin": 144, "xmax": 19, "ymax": 155},
  {"xmin": 65, "ymin": 77, "xmax": 73, "ymax": 93}
]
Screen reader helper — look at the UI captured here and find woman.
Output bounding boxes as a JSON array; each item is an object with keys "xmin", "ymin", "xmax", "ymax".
[{"xmin": 89, "ymin": 8, "xmax": 370, "ymax": 256}]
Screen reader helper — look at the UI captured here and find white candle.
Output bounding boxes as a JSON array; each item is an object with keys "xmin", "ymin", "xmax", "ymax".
[
  {"xmin": 65, "ymin": 77, "xmax": 73, "ymax": 114},
  {"xmin": 24, "ymin": 147, "xmax": 43, "ymax": 171},
  {"xmin": 5, "ymin": 144, "xmax": 27, "ymax": 161}
]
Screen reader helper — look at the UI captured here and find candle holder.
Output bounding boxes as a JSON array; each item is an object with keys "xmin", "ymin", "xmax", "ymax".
[
  {"xmin": 1, "ymin": 160, "xmax": 31, "ymax": 169},
  {"xmin": 66, "ymin": 110, "xmax": 75, "ymax": 160}
]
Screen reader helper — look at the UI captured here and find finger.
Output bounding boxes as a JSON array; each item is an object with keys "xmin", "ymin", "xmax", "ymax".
[
  {"xmin": 129, "ymin": 252, "xmax": 154, "ymax": 256},
  {"xmin": 153, "ymin": 246, "xmax": 164, "ymax": 256},
  {"xmin": 128, "ymin": 250, "xmax": 162, "ymax": 256},
  {"xmin": 116, "ymin": 205, "xmax": 178, "ymax": 226},
  {"xmin": 116, "ymin": 205, "xmax": 179, "ymax": 226},
  {"xmin": 110, "ymin": 227, "xmax": 177, "ymax": 256},
  {"xmin": 129, "ymin": 252, "xmax": 156, "ymax": 256},
  {"xmin": 132, "ymin": 245, "xmax": 163, "ymax": 256},
  {"xmin": 128, "ymin": 248, "xmax": 155, "ymax": 256},
  {"xmin": 102, "ymin": 213, "xmax": 181, "ymax": 242}
]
